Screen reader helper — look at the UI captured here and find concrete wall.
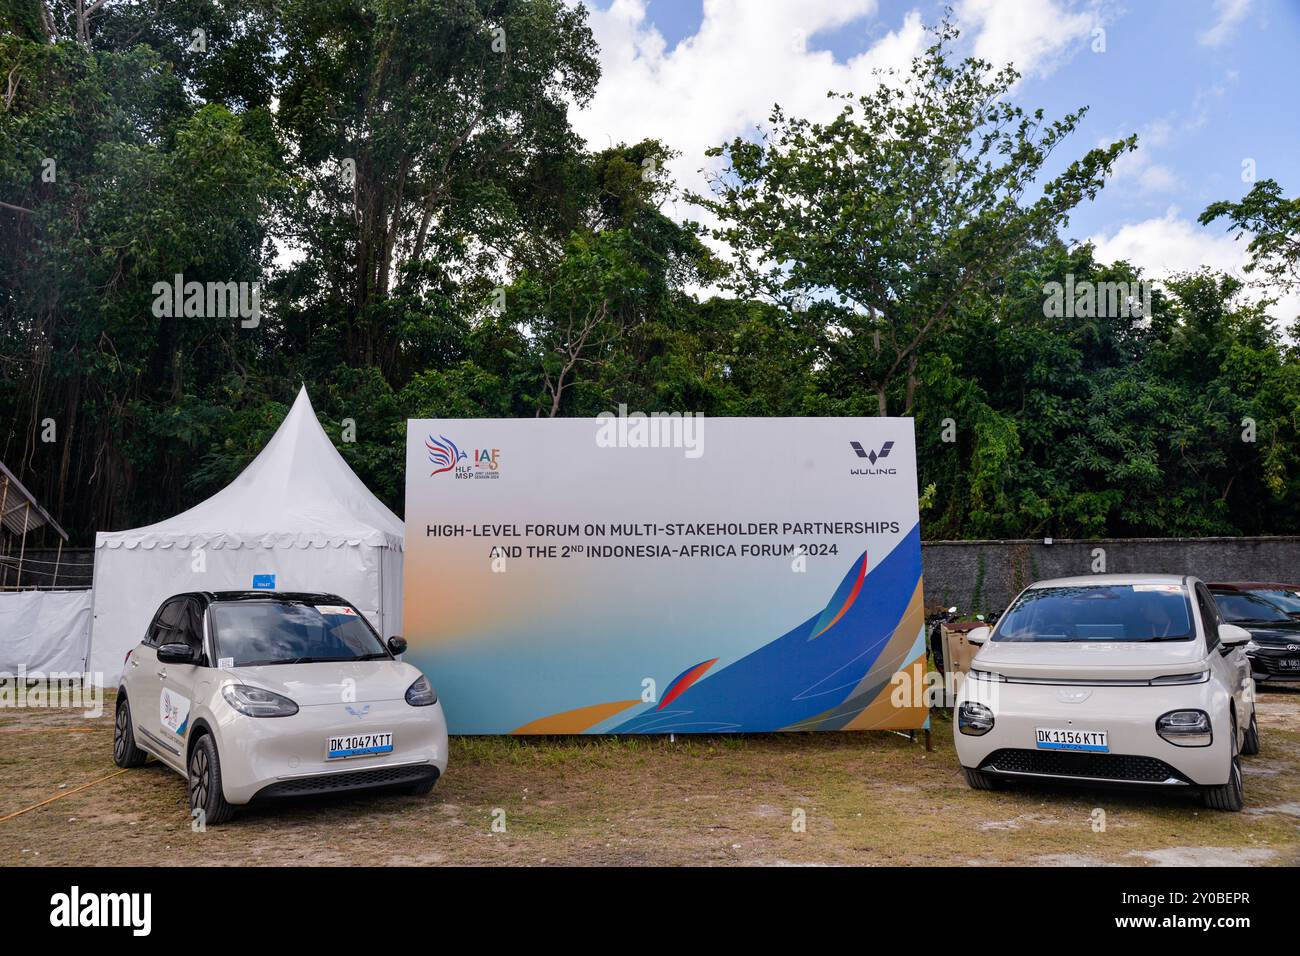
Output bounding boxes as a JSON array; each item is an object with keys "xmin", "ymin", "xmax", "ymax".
[
  {"xmin": 922, "ymin": 536, "xmax": 1300, "ymax": 615},
  {"xmin": 7, "ymin": 538, "xmax": 1298, "ymax": 609}
]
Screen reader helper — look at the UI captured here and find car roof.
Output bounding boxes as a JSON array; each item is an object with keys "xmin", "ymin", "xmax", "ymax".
[
  {"xmin": 171, "ymin": 591, "xmax": 353, "ymax": 607},
  {"xmin": 1206, "ymin": 582, "xmax": 1300, "ymax": 591},
  {"xmin": 1025, "ymin": 573, "xmax": 1190, "ymax": 589}
]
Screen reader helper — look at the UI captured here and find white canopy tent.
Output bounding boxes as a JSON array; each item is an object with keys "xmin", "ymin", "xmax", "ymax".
[{"xmin": 88, "ymin": 387, "xmax": 404, "ymax": 685}]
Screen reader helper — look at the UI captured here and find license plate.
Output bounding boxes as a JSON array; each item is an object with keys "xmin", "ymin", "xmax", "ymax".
[
  {"xmin": 1277, "ymin": 658, "xmax": 1300, "ymax": 670},
  {"xmin": 327, "ymin": 732, "xmax": 393, "ymax": 759},
  {"xmin": 1035, "ymin": 727, "xmax": 1108, "ymax": 752}
]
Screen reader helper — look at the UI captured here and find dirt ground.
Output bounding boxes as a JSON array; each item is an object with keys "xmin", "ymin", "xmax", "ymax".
[{"xmin": 2, "ymin": 688, "xmax": 1298, "ymax": 866}]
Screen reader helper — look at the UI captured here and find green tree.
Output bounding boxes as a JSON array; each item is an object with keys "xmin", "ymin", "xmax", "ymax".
[{"xmin": 694, "ymin": 18, "xmax": 1133, "ymax": 416}]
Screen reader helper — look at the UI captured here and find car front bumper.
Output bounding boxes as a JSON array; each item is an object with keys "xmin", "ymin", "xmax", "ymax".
[
  {"xmin": 1247, "ymin": 647, "xmax": 1300, "ymax": 682},
  {"xmin": 210, "ymin": 697, "xmax": 449, "ymax": 805},
  {"xmin": 953, "ymin": 676, "xmax": 1233, "ymax": 787}
]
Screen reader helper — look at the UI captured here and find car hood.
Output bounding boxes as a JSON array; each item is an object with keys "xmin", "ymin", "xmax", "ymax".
[
  {"xmin": 227, "ymin": 660, "xmax": 419, "ymax": 705},
  {"xmin": 973, "ymin": 639, "xmax": 1208, "ymax": 681}
]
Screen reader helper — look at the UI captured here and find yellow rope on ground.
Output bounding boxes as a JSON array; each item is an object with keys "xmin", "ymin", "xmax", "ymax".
[{"xmin": 0, "ymin": 768, "xmax": 127, "ymax": 823}]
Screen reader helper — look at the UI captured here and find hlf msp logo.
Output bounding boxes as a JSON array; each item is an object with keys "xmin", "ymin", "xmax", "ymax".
[
  {"xmin": 850, "ymin": 440, "xmax": 897, "ymax": 476},
  {"xmin": 427, "ymin": 435, "xmax": 501, "ymax": 480},
  {"xmin": 426, "ymin": 435, "xmax": 467, "ymax": 476}
]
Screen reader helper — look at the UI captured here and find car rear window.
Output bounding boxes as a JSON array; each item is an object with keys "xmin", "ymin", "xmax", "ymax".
[{"xmin": 993, "ymin": 584, "xmax": 1194, "ymax": 643}]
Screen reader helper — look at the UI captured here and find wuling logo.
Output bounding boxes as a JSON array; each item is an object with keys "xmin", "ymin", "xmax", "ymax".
[
  {"xmin": 851, "ymin": 440, "xmax": 893, "ymax": 465},
  {"xmin": 426, "ymin": 435, "xmax": 467, "ymax": 476},
  {"xmin": 849, "ymin": 440, "xmax": 898, "ymax": 477}
]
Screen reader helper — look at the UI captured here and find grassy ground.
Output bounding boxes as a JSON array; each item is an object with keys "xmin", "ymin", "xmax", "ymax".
[{"xmin": 1, "ymin": 688, "xmax": 1297, "ymax": 866}]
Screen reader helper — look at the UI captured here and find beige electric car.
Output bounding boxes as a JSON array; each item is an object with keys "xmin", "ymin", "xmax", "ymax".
[
  {"xmin": 114, "ymin": 591, "xmax": 448, "ymax": 824},
  {"xmin": 954, "ymin": 575, "xmax": 1257, "ymax": 810}
]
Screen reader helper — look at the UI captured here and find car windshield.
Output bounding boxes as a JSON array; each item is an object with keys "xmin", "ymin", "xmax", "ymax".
[
  {"xmin": 210, "ymin": 600, "xmax": 389, "ymax": 665},
  {"xmin": 1212, "ymin": 591, "xmax": 1293, "ymax": 624},
  {"xmin": 992, "ymin": 584, "xmax": 1193, "ymax": 643},
  {"xmin": 1245, "ymin": 589, "xmax": 1300, "ymax": 614}
]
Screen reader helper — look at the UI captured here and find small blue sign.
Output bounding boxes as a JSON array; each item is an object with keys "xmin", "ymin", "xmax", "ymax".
[{"xmin": 252, "ymin": 574, "xmax": 276, "ymax": 590}]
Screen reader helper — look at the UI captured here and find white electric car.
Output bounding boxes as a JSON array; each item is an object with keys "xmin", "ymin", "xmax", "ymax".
[
  {"xmin": 114, "ymin": 591, "xmax": 448, "ymax": 824},
  {"xmin": 954, "ymin": 574, "xmax": 1257, "ymax": 811}
]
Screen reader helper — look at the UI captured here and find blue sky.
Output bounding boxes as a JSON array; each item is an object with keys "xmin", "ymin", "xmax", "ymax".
[{"xmin": 574, "ymin": 0, "xmax": 1300, "ymax": 318}]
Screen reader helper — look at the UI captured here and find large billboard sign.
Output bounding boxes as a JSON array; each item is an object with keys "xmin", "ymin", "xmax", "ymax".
[{"xmin": 403, "ymin": 417, "xmax": 927, "ymax": 734}]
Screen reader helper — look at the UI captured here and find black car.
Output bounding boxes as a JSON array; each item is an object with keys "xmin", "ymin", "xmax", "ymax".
[{"xmin": 1209, "ymin": 587, "xmax": 1300, "ymax": 683}]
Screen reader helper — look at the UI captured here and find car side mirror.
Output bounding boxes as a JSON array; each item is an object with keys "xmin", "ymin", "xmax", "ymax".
[
  {"xmin": 387, "ymin": 635, "xmax": 408, "ymax": 655},
  {"xmin": 967, "ymin": 625, "xmax": 991, "ymax": 647},
  {"xmin": 157, "ymin": 642, "xmax": 197, "ymax": 665},
  {"xmin": 1218, "ymin": 623, "xmax": 1251, "ymax": 648}
]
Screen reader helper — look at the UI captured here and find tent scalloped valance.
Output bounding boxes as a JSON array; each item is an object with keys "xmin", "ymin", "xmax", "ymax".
[{"xmin": 97, "ymin": 533, "xmax": 402, "ymax": 551}]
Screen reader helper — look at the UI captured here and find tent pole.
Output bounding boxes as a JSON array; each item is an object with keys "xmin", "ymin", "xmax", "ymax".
[
  {"xmin": 16, "ymin": 500, "xmax": 30, "ymax": 588},
  {"xmin": 52, "ymin": 537, "xmax": 63, "ymax": 588},
  {"xmin": 0, "ymin": 475, "xmax": 8, "ymax": 589}
]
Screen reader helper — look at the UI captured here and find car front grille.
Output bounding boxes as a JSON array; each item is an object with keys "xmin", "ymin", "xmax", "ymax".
[
  {"xmin": 255, "ymin": 764, "xmax": 437, "ymax": 799},
  {"xmin": 979, "ymin": 748, "xmax": 1190, "ymax": 784},
  {"xmin": 1251, "ymin": 654, "xmax": 1300, "ymax": 676}
]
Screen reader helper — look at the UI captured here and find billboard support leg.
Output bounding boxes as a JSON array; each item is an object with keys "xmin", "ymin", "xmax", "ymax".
[{"xmin": 925, "ymin": 729, "xmax": 933, "ymax": 752}]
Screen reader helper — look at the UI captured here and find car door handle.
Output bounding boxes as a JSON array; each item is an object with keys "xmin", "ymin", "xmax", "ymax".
[{"xmin": 156, "ymin": 669, "xmax": 167, "ymax": 679}]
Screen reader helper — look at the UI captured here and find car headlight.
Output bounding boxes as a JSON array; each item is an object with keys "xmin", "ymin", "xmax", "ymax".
[
  {"xmin": 1155, "ymin": 709, "xmax": 1212, "ymax": 747},
  {"xmin": 221, "ymin": 683, "xmax": 299, "ymax": 718},
  {"xmin": 405, "ymin": 675, "xmax": 438, "ymax": 707},
  {"xmin": 968, "ymin": 668, "xmax": 1005, "ymax": 682},
  {"xmin": 1244, "ymin": 640, "xmax": 1261, "ymax": 653},
  {"xmin": 958, "ymin": 701, "xmax": 995, "ymax": 736}
]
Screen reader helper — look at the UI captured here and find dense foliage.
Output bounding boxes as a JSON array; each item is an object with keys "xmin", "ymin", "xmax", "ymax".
[{"xmin": 2, "ymin": 2, "xmax": 1297, "ymax": 543}]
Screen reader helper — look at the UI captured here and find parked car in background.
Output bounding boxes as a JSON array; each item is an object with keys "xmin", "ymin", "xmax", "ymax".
[
  {"xmin": 114, "ymin": 591, "xmax": 448, "ymax": 824},
  {"xmin": 1207, "ymin": 582, "xmax": 1300, "ymax": 620},
  {"xmin": 1208, "ymin": 585, "xmax": 1300, "ymax": 684},
  {"xmin": 955, "ymin": 574, "xmax": 1258, "ymax": 811}
]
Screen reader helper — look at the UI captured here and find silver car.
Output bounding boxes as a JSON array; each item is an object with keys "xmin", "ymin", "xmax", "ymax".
[
  {"xmin": 954, "ymin": 574, "xmax": 1257, "ymax": 810},
  {"xmin": 114, "ymin": 591, "xmax": 448, "ymax": 824}
]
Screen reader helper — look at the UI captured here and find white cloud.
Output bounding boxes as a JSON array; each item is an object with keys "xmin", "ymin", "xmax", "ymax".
[
  {"xmin": 1104, "ymin": 122, "xmax": 1179, "ymax": 195},
  {"xmin": 1088, "ymin": 209, "xmax": 1300, "ymax": 326},
  {"xmin": 954, "ymin": 0, "xmax": 1098, "ymax": 78},
  {"xmin": 574, "ymin": 0, "xmax": 929, "ymax": 216},
  {"xmin": 1198, "ymin": 0, "xmax": 1253, "ymax": 48}
]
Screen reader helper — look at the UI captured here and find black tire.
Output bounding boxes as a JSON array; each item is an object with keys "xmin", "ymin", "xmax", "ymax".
[
  {"xmin": 1202, "ymin": 716, "xmax": 1244, "ymax": 812},
  {"xmin": 1241, "ymin": 708, "xmax": 1260, "ymax": 756},
  {"xmin": 188, "ymin": 734, "xmax": 236, "ymax": 826},
  {"xmin": 112, "ymin": 696, "xmax": 148, "ymax": 768},
  {"xmin": 962, "ymin": 766, "xmax": 1004, "ymax": 791}
]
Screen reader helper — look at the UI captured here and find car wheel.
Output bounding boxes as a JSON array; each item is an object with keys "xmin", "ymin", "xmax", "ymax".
[
  {"xmin": 1241, "ymin": 709, "xmax": 1260, "ymax": 756},
  {"xmin": 112, "ymin": 697, "xmax": 148, "ymax": 768},
  {"xmin": 962, "ymin": 766, "xmax": 1004, "ymax": 791},
  {"xmin": 1202, "ymin": 716, "xmax": 1244, "ymax": 812},
  {"xmin": 188, "ymin": 734, "xmax": 236, "ymax": 826}
]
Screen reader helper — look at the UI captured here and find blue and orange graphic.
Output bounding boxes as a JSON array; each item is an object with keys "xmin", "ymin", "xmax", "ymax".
[
  {"xmin": 426, "ymin": 435, "xmax": 467, "ymax": 476},
  {"xmin": 504, "ymin": 523, "xmax": 928, "ymax": 734}
]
